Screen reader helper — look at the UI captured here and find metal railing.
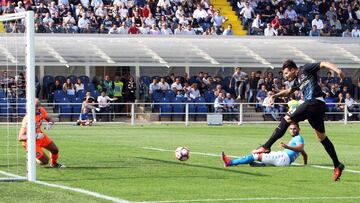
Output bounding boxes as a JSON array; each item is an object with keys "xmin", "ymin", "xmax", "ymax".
[{"xmin": 1, "ymin": 102, "xmax": 359, "ymax": 126}]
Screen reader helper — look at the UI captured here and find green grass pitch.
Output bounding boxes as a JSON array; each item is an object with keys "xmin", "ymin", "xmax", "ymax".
[{"xmin": 0, "ymin": 123, "xmax": 359, "ymax": 203}]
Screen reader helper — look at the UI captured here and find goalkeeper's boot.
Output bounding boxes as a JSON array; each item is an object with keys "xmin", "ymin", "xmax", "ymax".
[
  {"xmin": 251, "ymin": 146, "xmax": 271, "ymax": 154},
  {"xmin": 221, "ymin": 152, "xmax": 231, "ymax": 167},
  {"xmin": 334, "ymin": 163, "xmax": 345, "ymax": 182},
  {"xmin": 51, "ymin": 163, "xmax": 66, "ymax": 168}
]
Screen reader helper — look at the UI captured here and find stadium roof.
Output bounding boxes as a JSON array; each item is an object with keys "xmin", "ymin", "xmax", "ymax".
[{"xmin": 0, "ymin": 35, "xmax": 359, "ymax": 68}]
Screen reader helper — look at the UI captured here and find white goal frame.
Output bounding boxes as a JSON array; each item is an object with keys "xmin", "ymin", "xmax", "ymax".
[{"xmin": 0, "ymin": 11, "xmax": 36, "ymax": 181}]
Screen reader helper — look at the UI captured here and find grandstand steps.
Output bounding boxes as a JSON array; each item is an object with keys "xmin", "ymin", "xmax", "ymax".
[
  {"xmin": 211, "ymin": 0, "xmax": 246, "ymax": 35},
  {"xmin": 0, "ymin": 22, "xmax": 5, "ymax": 33}
]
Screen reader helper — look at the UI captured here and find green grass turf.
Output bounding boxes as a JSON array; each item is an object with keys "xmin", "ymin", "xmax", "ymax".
[{"xmin": 0, "ymin": 123, "xmax": 359, "ymax": 203}]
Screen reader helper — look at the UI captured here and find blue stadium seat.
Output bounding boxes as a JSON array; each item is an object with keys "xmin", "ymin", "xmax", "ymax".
[
  {"xmin": 77, "ymin": 89, "xmax": 85, "ymax": 98},
  {"xmin": 79, "ymin": 75, "xmax": 90, "ymax": 84},
  {"xmin": 67, "ymin": 75, "xmax": 77, "ymax": 84},
  {"xmin": 85, "ymin": 83, "xmax": 95, "ymax": 92},
  {"xmin": 42, "ymin": 75, "xmax": 54, "ymax": 99},
  {"xmin": 17, "ymin": 107, "xmax": 26, "ymax": 117},
  {"xmin": 71, "ymin": 97, "xmax": 83, "ymax": 115},
  {"xmin": 55, "ymin": 75, "xmax": 66, "ymax": 85},
  {"xmin": 164, "ymin": 90, "xmax": 176, "ymax": 99},
  {"xmin": 0, "ymin": 98, "xmax": 12, "ymax": 117},
  {"xmin": 344, "ymin": 77, "xmax": 353, "ymax": 88},
  {"xmin": 204, "ymin": 91, "xmax": 215, "ymax": 103},
  {"xmin": 0, "ymin": 90, "xmax": 6, "ymax": 98},
  {"xmin": 195, "ymin": 97, "xmax": 208, "ymax": 115},
  {"xmin": 152, "ymin": 90, "xmax": 163, "ymax": 103},
  {"xmin": 333, "ymin": 77, "xmax": 341, "ymax": 84},
  {"xmin": 54, "ymin": 90, "xmax": 65, "ymax": 102},
  {"xmin": 183, "ymin": 99, "xmax": 196, "ymax": 116},
  {"xmin": 92, "ymin": 90, "xmax": 100, "ymax": 100},
  {"xmin": 171, "ymin": 97, "xmax": 184, "ymax": 115},
  {"xmin": 159, "ymin": 98, "xmax": 172, "ymax": 117},
  {"xmin": 140, "ymin": 76, "xmax": 151, "ymax": 87}
]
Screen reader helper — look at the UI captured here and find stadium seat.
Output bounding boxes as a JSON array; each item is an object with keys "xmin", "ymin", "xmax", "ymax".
[
  {"xmin": 54, "ymin": 90, "xmax": 65, "ymax": 102},
  {"xmin": 204, "ymin": 91, "xmax": 215, "ymax": 103},
  {"xmin": 195, "ymin": 97, "xmax": 208, "ymax": 116},
  {"xmin": 183, "ymin": 99, "xmax": 196, "ymax": 116},
  {"xmin": 55, "ymin": 75, "xmax": 66, "ymax": 85},
  {"xmin": 67, "ymin": 75, "xmax": 77, "ymax": 84},
  {"xmin": 152, "ymin": 90, "xmax": 163, "ymax": 103},
  {"xmin": 17, "ymin": 107, "xmax": 26, "ymax": 117},
  {"xmin": 0, "ymin": 90, "xmax": 5, "ymax": 98},
  {"xmin": 84, "ymin": 83, "xmax": 95, "ymax": 92},
  {"xmin": 71, "ymin": 97, "xmax": 83, "ymax": 116},
  {"xmin": 159, "ymin": 98, "xmax": 172, "ymax": 118},
  {"xmin": 140, "ymin": 76, "xmax": 151, "ymax": 87},
  {"xmin": 92, "ymin": 90, "xmax": 100, "ymax": 100},
  {"xmin": 79, "ymin": 75, "xmax": 90, "ymax": 84},
  {"xmin": 42, "ymin": 75, "xmax": 54, "ymax": 99},
  {"xmin": 77, "ymin": 90, "xmax": 85, "ymax": 99},
  {"xmin": 171, "ymin": 97, "xmax": 184, "ymax": 116},
  {"xmin": 164, "ymin": 90, "xmax": 176, "ymax": 99}
]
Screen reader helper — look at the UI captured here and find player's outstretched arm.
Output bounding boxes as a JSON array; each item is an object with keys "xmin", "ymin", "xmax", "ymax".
[
  {"xmin": 18, "ymin": 115, "xmax": 28, "ymax": 141},
  {"xmin": 320, "ymin": 61, "xmax": 345, "ymax": 82},
  {"xmin": 301, "ymin": 150, "xmax": 308, "ymax": 165}
]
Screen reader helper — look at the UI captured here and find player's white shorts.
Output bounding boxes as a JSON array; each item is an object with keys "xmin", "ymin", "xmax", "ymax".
[{"xmin": 260, "ymin": 151, "xmax": 291, "ymax": 167}]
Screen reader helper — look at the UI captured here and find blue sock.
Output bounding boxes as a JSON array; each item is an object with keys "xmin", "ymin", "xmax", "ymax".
[{"xmin": 230, "ymin": 154, "xmax": 254, "ymax": 166}]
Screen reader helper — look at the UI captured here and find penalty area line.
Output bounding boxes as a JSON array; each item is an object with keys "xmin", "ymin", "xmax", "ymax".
[
  {"xmin": 142, "ymin": 147, "xmax": 360, "ymax": 174},
  {"xmin": 0, "ymin": 170, "xmax": 130, "ymax": 203}
]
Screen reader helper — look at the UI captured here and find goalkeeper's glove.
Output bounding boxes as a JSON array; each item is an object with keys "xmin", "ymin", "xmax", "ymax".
[
  {"xmin": 46, "ymin": 122, "xmax": 54, "ymax": 131},
  {"xmin": 36, "ymin": 133, "xmax": 44, "ymax": 139}
]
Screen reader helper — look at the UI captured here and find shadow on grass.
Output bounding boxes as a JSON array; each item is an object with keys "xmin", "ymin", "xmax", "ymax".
[{"xmin": 134, "ymin": 156, "xmax": 267, "ymax": 177}]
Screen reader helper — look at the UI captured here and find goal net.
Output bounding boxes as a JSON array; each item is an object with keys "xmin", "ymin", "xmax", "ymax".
[{"xmin": 0, "ymin": 11, "xmax": 36, "ymax": 181}]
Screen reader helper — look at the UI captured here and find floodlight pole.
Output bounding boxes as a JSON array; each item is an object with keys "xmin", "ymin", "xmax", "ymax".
[{"xmin": 26, "ymin": 10, "xmax": 36, "ymax": 182}]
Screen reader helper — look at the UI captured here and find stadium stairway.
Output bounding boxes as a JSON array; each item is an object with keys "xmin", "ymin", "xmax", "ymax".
[
  {"xmin": 211, "ymin": 0, "xmax": 246, "ymax": 35},
  {"xmin": 0, "ymin": 22, "xmax": 5, "ymax": 33}
]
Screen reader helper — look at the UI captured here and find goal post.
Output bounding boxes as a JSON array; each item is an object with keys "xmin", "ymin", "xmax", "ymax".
[{"xmin": 0, "ymin": 11, "xmax": 36, "ymax": 181}]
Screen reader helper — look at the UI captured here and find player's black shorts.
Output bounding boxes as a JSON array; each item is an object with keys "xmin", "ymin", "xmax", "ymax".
[{"xmin": 289, "ymin": 99, "xmax": 326, "ymax": 133}]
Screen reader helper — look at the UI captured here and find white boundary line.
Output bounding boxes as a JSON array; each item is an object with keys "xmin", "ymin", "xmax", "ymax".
[
  {"xmin": 136, "ymin": 196, "xmax": 360, "ymax": 203},
  {"xmin": 142, "ymin": 147, "xmax": 360, "ymax": 174},
  {"xmin": 0, "ymin": 170, "xmax": 130, "ymax": 203}
]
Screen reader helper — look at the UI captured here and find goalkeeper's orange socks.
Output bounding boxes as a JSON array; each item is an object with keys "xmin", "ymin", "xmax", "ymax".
[{"xmin": 51, "ymin": 153, "xmax": 59, "ymax": 165}]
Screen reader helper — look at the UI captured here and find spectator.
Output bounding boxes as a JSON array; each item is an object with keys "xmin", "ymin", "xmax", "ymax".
[
  {"xmin": 351, "ymin": 26, "xmax": 360, "ymax": 37},
  {"xmin": 49, "ymin": 79, "xmax": 63, "ymax": 102},
  {"xmin": 76, "ymin": 108, "xmax": 93, "ymax": 126},
  {"xmin": 264, "ymin": 23, "xmax": 277, "ymax": 36},
  {"xmin": 171, "ymin": 78, "xmax": 182, "ymax": 92},
  {"xmin": 324, "ymin": 92, "xmax": 337, "ymax": 121},
  {"xmin": 345, "ymin": 93, "xmax": 359, "ymax": 120},
  {"xmin": 284, "ymin": 6, "xmax": 297, "ymax": 21},
  {"xmin": 251, "ymin": 14, "xmax": 264, "ymax": 35},
  {"xmin": 82, "ymin": 91, "xmax": 100, "ymax": 122},
  {"xmin": 63, "ymin": 78, "xmax": 75, "ymax": 96},
  {"xmin": 75, "ymin": 78, "xmax": 84, "ymax": 93},
  {"xmin": 320, "ymin": 24, "xmax": 331, "ymax": 36},
  {"xmin": 188, "ymin": 83, "xmax": 200, "ymax": 100},
  {"xmin": 102, "ymin": 75, "xmax": 114, "ymax": 97},
  {"xmin": 248, "ymin": 71, "xmax": 259, "ymax": 103},
  {"xmin": 223, "ymin": 24, "xmax": 233, "ymax": 35},
  {"xmin": 124, "ymin": 76, "xmax": 136, "ymax": 116},
  {"xmin": 230, "ymin": 67, "xmax": 247, "ymax": 100},
  {"xmin": 224, "ymin": 93, "xmax": 238, "ymax": 121},
  {"xmin": 113, "ymin": 76, "xmax": 124, "ymax": 115},
  {"xmin": 342, "ymin": 28, "xmax": 352, "ymax": 37},
  {"xmin": 212, "ymin": 10, "xmax": 227, "ymax": 34},
  {"xmin": 311, "ymin": 14, "xmax": 324, "ymax": 30},
  {"xmin": 149, "ymin": 78, "xmax": 160, "ymax": 100},
  {"xmin": 256, "ymin": 84, "xmax": 267, "ymax": 109},
  {"xmin": 262, "ymin": 90, "xmax": 278, "ymax": 120},
  {"xmin": 239, "ymin": 1, "xmax": 255, "ymax": 28},
  {"xmin": 158, "ymin": 77, "xmax": 170, "ymax": 91},
  {"xmin": 309, "ymin": 25, "xmax": 320, "ymax": 36},
  {"xmin": 97, "ymin": 90, "xmax": 117, "ymax": 121},
  {"xmin": 214, "ymin": 92, "xmax": 225, "ymax": 113}
]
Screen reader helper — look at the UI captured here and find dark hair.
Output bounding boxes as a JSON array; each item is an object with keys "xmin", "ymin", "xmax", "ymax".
[
  {"xmin": 282, "ymin": 60, "xmax": 298, "ymax": 70},
  {"xmin": 290, "ymin": 122, "xmax": 299, "ymax": 128}
]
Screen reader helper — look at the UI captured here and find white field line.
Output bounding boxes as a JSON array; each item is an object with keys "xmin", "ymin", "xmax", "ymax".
[
  {"xmin": 0, "ymin": 170, "xmax": 129, "ymax": 203},
  {"xmin": 142, "ymin": 147, "xmax": 360, "ymax": 174},
  {"xmin": 136, "ymin": 196, "xmax": 360, "ymax": 203}
]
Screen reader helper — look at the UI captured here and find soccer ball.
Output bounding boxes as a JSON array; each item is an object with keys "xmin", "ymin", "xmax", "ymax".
[{"xmin": 175, "ymin": 147, "xmax": 190, "ymax": 161}]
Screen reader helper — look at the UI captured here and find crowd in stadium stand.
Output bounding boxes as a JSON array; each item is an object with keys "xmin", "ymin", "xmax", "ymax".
[
  {"xmin": 0, "ymin": 69, "xmax": 359, "ymax": 122},
  {"xmin": 1, "ymin": 0, "xmax": 359, "ymax": 36}
]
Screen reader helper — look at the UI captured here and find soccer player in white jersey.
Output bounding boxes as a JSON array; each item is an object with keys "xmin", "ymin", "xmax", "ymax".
[{"xmin": 222, "ymin": 123, "xmax": 307, "ymax": 167}]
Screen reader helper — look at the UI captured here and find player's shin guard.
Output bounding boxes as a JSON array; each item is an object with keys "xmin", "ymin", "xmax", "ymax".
[
  {"xmin": 230, "ymin": 154, "xmax": 255, "ymax": 166},
  {"xmin": 263, "ymin": 117, "xmax": 290, "ymax": 149},
  {"xmin": 321, "ymin": 137, "xmax": 340, "ymax": 167},
  {"xmin": 51, "ymin": 153, "xmax": 59, "ymax": 165}
]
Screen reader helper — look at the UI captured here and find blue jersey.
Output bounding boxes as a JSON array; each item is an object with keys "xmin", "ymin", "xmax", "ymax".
[
  {"xmin": 291, "ymin": 63, "xmax": 324, "ymax": 101},
  {"xmin": 283, "ymin": 135, "xmax": 304, "ymax": 163},
  {"xmin": 79, "ymin": 112, "xmax": 89, "ymax": 121}
]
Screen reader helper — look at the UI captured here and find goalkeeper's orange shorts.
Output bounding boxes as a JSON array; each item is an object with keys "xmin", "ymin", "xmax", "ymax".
[{"xmin": 21, "ymin": 134, "xmax": 53, "ymax": 159}]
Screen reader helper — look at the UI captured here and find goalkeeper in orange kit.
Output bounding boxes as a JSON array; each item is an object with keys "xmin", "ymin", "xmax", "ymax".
[{"xmin": 18, "ymin": 99, "xmax": 65, "ymax": 168}]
